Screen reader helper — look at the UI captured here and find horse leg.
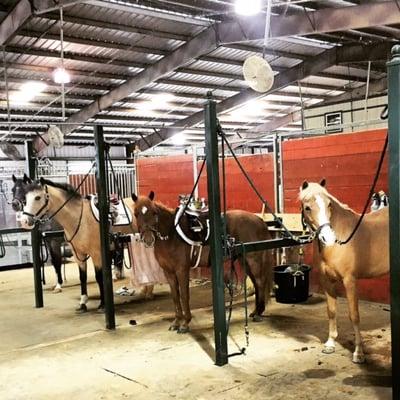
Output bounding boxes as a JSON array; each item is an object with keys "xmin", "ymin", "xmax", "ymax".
[
  {"xmin": 163, "ymin": 270, "xmax": 183, "ymax": 331},
  {"xmin": 48, "ymin": 238, "xmax": 63, "ymax": 293},
  {"xmin": 246, "ymin": 253, "xmax": 272, "ymax": 322},
  {"xmin": 320, "ymin": 273, "xmax": 338, "ymax": 355},
  {"xmin": 343, "ymin": 276, "xmax": 365, "ymax": 363},
  {"xmin": 95, "ymin": 267, "xmax": 105, "ymax": 311},
  {"xmin": 77, "ymin": 263, "xmax": 88, "ymax": 313},
  {"xmin": 176, "ymin": 266, "xmax": 191, "ymax": 333}
]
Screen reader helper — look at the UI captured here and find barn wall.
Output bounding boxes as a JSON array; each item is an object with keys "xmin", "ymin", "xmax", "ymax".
[{"xmin": 282, "ymin": 128, "xmax": 389, "ymax": 303}]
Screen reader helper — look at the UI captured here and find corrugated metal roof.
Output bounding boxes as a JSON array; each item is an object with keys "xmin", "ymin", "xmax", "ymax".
[{"xmin": 0, "ymin": 0, "xmax": 392, "ymax": 150}]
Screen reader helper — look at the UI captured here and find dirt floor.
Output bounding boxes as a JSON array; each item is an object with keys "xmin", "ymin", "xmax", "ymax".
[{"xmin": 0, "ymin": 262, "xmax": 392, "ymax": 400}]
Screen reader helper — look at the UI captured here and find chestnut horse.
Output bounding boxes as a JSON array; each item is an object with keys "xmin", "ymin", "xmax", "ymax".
[
  {"xmin": 299, "ymin": 180, "xmax": 388, "ymax": 363},
  {"xmin": 131, "ymin": 191, "xmax": 274, "ymax": 333},
  {"xmin": 19, "ymin": 177, "xmax": 137, "ymax": 312}
]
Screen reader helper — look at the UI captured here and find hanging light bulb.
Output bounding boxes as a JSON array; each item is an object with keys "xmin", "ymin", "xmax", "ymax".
[{"xmin": 53, "ymin": 67, "xmax": 71, "ymax": 84}]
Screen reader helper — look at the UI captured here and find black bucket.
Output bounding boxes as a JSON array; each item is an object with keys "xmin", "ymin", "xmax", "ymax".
[{"xmin": 274, "ymin": 264, "xmax": 311, "ymax": 304}]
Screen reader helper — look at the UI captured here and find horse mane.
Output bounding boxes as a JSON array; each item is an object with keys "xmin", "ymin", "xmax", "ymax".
[
  {"xmin": 38, "ymin": 178, "xmax": 82, "ymax": 199},
  {"xmin": 154, "ymin": 200, "xmax": 174, "ymax": 215},
  {"xmin": 299, "ymin": 182, "xmax": 355, "ymax": 213}
]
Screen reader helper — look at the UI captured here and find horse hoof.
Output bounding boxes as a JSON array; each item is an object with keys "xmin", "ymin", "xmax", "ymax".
[
  {"xmin": 252, "ymin": 315, "xmax": 263, "ymax": 322},
  {"xmin": 322, "ymin": 346, "xmax": 335, "ymax": 354},
  {"xmin": 75, "ymin": 304, "xmax": 88, "ymax": 314},
  {"xmin": 97, "ymin": 305, "xmax": 105, "ymax": 313},
  {"xmin": 168, "ymin": 325, "xmax": 179, "ymax": 331},
  {"xmin": 177, "ymin": 326, "xmax": 189, "ymax": 334},
  {"xmin": 352, "ymin": 353, "xmax": 366, "ymax": 364},
  {"xmin": 53, "ymin": 287, "xmax": 62, "ymax": 293}
]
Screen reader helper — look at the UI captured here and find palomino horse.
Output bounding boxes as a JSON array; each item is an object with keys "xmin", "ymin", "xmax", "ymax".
[
  {"xmin": 131, "ymin": 191, "xmax": 274, "ymax": 333},
  {"xmin": 12, "ymin": 174, "xmax": 65, "ymax": 292},
  {"xmin": 299, "ymin": 179, "xmax": 388, "ymax": 363},
  {"xmin": 19, "ymin": 177, "xmax": 137, "ymax": 311}
]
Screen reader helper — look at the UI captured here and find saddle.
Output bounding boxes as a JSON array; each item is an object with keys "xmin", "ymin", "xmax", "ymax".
[
  {"xmin": 175, "ymin": 195, "xmax": 210, "ymax": 246},
  {"xmin": 89, "ymin": 194, "xmax": 132, "ymax": 226}
]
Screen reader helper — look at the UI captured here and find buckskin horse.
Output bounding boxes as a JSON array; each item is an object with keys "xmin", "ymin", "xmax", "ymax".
[
  {"xmin": 131, "ymin": 191, "xmax": 274, "ymax": 333},
  {"xmin": 19, "ymin": 177, "xmax": 137, "ymax": 312},
  {"xmin": 299, "ymin": 179, "xmax": 389, "ymax": 363}
]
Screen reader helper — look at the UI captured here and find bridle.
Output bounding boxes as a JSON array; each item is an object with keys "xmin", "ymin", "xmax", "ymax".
[
  {"xmin": 22, "ymin": 185, "xmax": 50, "ymax": 221},
  {"xmin": 138, "ymin": 211, "xmax": 169, "ymax": 248}
]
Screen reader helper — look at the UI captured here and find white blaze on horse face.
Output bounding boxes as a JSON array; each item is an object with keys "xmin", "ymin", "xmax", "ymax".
[
  {"xmin": 20, "ymin": 190, "xmax": 45, "ymax": 230},
  {"xmin": 315, "ymin": 195, "xmax": 336, "ymax": 246},
  {"xmin": 141, "ymin": 206, "xmax": 148, "ymax": 215}
]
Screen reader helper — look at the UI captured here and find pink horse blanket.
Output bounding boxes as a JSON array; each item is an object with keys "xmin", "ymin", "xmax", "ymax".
[{"xmin": 129, "ymin": 234, "xmax": 167, "ymax": 286}]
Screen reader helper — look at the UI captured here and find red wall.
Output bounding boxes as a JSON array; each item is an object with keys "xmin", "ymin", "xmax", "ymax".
[
  {"xmin": 136, "ymin": 129, "xmax": 390, "ymax": 303},
  {"xmin": 138, "ymin": 153, "xmax": 275, "ymax": 212},
  {"xmin": 283, "ymin": 128, "xmax": 389, "ymax": 303}
]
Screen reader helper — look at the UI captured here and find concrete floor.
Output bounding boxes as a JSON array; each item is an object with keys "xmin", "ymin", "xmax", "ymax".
[{"xmin": 0, "ymin": 263, "xmax": 392, "ymax": 400}]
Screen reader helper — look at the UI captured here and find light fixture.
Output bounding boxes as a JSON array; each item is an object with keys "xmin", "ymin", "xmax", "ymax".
[
  {"xmin": 235, "ymin": 0, "xmax": 262, "ymax": 16},
  {"xmin": 136, "ymin": 93, "xmax": 175, "ymax": 112},
  {"xmin": 10, "ymin": 81, "xmax": 47, "ymax": 104},
  {"xmin": 171, "ymin": 132, "xmax": 186, "ymax": 146},
  {"xmin": 53, "ymin": 67, "xmax": 71, "ymax": 84}
]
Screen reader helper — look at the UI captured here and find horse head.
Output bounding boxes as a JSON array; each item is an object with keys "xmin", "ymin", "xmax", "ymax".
[
  {"xmin": 131, "ymin": 191, "xmax": 157, "ymax": 232},
  {"xmin": 299, "ymin": 179, "xmax": 337, "ymax": 246},
  {"xmin": 20, "ymin": 177, "xmax": 49, "ymax": 230},
  {"xmin": 11, "ymin": 173, "xmax": 31, "ymax": 211}
]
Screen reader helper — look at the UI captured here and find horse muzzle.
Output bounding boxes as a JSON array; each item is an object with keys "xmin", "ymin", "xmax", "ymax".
[
  {"xmin": 318, "ymin": 224, "xmax": 337, "ymax": 246},
  {"xmin": 11, "ymin": 199, "xmax": 23, "ymax": 212},
  {"xmin": 19, "ymin": 214, "xmax": 35, "ymax": 230}
]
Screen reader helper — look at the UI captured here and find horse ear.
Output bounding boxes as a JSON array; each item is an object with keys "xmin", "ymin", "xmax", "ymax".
[
  {"xmin": 148, "ymin": 191, "xmax": 155, "ymax": 201},
  {"xmin": 23, "ymin": 173, "xmax": 32, "ymax": 184},
  {"xmin": 131, "ymin": 193, "xmax": 138, "ymax": 202},
  {"xmin": 320, "ymin": 178, "xmax": 326, "ymax": 187},
  {"xmin": 39, "ymin": 177, "xmax": 45, "ymax": 186},
  {"xmin": 301, "ymin": 181, "xmax": 309, "ymax": 190},
  {"xmin": 12, "ymin": 174, "xmax": 17, "ymax": 182}
]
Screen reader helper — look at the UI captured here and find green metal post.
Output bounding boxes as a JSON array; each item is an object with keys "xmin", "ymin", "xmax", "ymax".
[
  {"xmin": 387, "ymin": 45, "xmax": 400, "ymax": 400},
  {"xmin": 94, "ymin": 126, "xmax": 115, "ymax": 330},
  {"xmin": 205, "ymin": 97, "xmax": 228, "ymax": 366},
  {"xmin": 25, "ymin": 140, "xmax": 43, "ymax": 308}
]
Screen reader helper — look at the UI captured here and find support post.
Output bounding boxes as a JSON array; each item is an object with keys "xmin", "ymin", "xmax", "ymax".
[
  {"xmin": 387, "ymin": 44, "xmax": 400, "ymax": 400},
  {"xmin": 94, "ymin": 126, "xmax": 115, "ymax": 330},
  {"xmin": 205, "ymin": 97, "xmax": 228, "ymax": 366},
  {"xmin": 25, "ymin": 140, "xmax": 43, "ymax": 308}
]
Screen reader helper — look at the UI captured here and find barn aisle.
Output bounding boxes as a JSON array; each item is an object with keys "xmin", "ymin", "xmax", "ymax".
[{"xmin": 0, "ymin": 265, "xmax": 391, "ymax": 400}]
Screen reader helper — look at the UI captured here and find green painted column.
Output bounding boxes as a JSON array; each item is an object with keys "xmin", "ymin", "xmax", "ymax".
[
  {"xmin": 205, "ymin": 98, "xmax": 228, "ymax": 366},
  {"xmin": 25, "ymin": 140, "xmax": 43, "ymax": 308},
  {"xmin": 94, "ymin": 126, "xmax": 115, "ymax": 330},
  {"xmin": 387, "ymin": 44, "xmax": 400, "ymax": 400}
]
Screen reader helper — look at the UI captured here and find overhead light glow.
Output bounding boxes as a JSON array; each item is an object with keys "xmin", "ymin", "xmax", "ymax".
[
  {"xmin": 171, "ymin": 132, "xmax": 186, "ymax": 146},
  {"xmin": 10, "ymin": 81, "xmax": 47, "ymax": 104},
  {"xmin": 235, "ymin": 0, "xmax": 262, "ymax": 16},
  {"xmin": 53, "ymin": 67, "xmax": 71, "ymax": 84},
  {"xmin": 136, "ymin": 93, "xmax": 175, "ymax": 111},
  {"xmin": 236, "ymin": 100, "xmax": 267, "ymax": 117}
]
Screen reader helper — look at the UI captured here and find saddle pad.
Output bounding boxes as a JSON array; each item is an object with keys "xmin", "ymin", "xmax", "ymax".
[{"xmin": 89, "ymin": 195, "xmax": 132, "ymax": 226}]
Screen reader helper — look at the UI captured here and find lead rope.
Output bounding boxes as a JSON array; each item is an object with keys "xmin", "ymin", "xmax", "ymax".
[
  {"xmin": 218, "ymin": 124, "xmax": 313, "ymax": 245},
  {"xmin": 336, "ymin": 133, "xmax": 388, "ymax": 245},
  {"xmin": 336, "ymin": 105, "xmax": 388, "ymax": 245}
]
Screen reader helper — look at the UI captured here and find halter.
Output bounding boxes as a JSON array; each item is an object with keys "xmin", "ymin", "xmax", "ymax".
[
  {"xmin": 139, "ymin": 213, "xmax": 169, "ymax": 247},
  {"xmin": 22, "ymin": 185, "xmax": 50, "ymax": 222},
  {"xmin": 301, "ymin": 207, "xmax": 335, "ymax": 244}
]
